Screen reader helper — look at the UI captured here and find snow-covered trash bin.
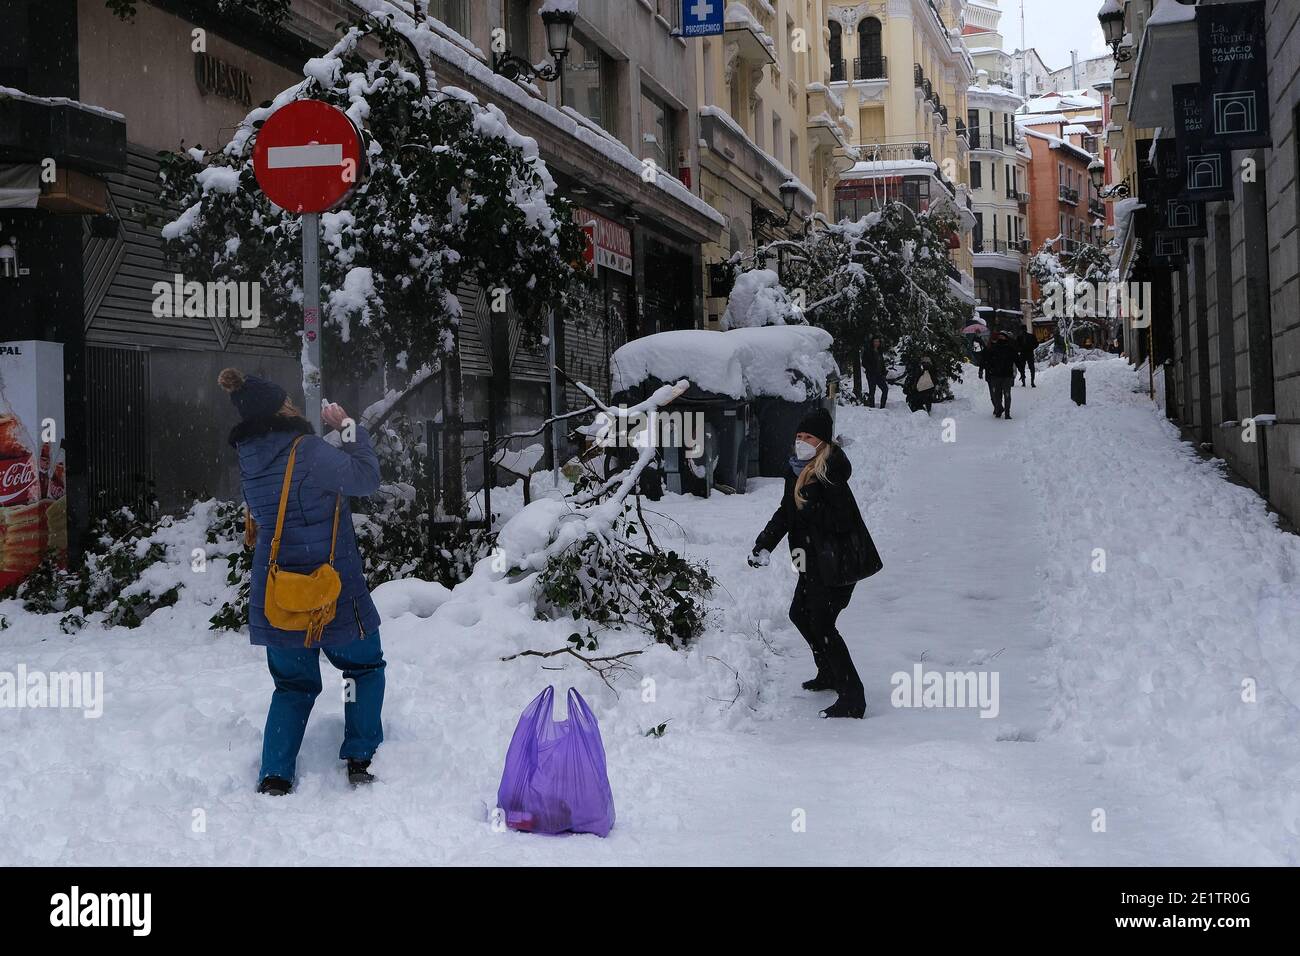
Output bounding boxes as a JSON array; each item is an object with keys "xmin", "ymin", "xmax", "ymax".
[{"xmin": 608, "ymin": 325, "xmax": 839, "ymax": 495}]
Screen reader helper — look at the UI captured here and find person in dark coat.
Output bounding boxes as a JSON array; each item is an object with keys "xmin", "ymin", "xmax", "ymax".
[
  {"xmin": 971, "ymin": 336, "xmax": 985, "ymax": 380},
  {"xmin": 903, "ymin": 356, "xmax": 938, "ymax": 414},
  {"xmin": 220, "ymin": 368, "xmax": 385, "ymax": 796},
  {"xmin": 863, "ymin": 337, "xmax": 889, "ymax": 408},
  {"xmin": 983, "ymin": 331, "xmax": 1018, "ymax": 419},
  {"xmin": 1019, "ymin": 328, "xmax": 1037, "ymax": 387},
  {"xmin": 747, "ymin": 408, "xmax": 880, "ymax": 719}
]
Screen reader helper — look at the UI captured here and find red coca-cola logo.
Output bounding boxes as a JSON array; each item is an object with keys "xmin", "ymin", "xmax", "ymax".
[{"xmin": 0, "ymin": 457, "xmax": 36, "ymax": 503}]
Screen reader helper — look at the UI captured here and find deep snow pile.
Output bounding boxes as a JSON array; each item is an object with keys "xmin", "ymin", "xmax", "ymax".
[
  {"xmin": 609, "ymin": 326, "xmax": 838, "ymax": 401},
  {"xmin": 1020, "ymin": 359, "xmax": 1300, "ymax": 863},
  {"xmin": 0, "ymin": 398, "xmax": 936, "ymax": 865}
]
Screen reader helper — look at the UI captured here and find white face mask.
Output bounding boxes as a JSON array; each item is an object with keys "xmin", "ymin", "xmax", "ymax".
[{"xmin": 794, "ymin": 440, "xmax": 818, "ymax": 461}]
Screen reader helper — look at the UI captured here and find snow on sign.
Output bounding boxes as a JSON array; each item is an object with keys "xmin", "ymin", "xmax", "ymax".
[
  {"xmin": 681, "ymin": 0, "xmax": 723, "ymax": 37},
  {"xmin": 252, "ymin": 99, "xmax": 364, "ymax": 214}
]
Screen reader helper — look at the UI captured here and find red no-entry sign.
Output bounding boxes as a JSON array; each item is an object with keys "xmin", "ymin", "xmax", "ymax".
[{"xmin": 252, "ymin": 99, "xmax": 364, "ymax": 214}]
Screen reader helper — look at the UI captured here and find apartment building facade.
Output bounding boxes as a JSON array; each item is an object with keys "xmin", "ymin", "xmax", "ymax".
[
  {"xmin": 962, "ymin": 0, "xmax": 1028, "ymax": 330},
  {"xmin": 826, "ymin": 0, "xmax": 978, "ymax": 305},
  {"xmin": 694, "ymin": 0, "xmax": 847, "ymax": 326}
]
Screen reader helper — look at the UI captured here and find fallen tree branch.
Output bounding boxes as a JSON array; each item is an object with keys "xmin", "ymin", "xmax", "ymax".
[{"xmin": 500, "ymin": 645, "xmax": 645, "ymax": 690}]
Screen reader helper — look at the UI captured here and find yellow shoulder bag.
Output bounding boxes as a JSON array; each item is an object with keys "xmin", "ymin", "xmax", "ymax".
[{"xmin": 263, "ymin": 436, "xmax": 343, "ymax": 646}]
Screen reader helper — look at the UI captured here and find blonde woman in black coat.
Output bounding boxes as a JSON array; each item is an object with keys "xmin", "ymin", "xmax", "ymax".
[{"xmin": 748, "ymin": 409, "xmax": 882, "ymax": 718}]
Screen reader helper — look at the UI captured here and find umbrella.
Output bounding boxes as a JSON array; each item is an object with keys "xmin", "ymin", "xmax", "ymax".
[{"xmin": 961, "ymin": 323, "xmax": 987, "ymax": 334}]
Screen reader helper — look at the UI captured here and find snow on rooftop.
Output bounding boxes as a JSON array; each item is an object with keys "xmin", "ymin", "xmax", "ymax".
[{"xmin": 610, "ymin": 326, "xmax": 839, "ymax": 401}]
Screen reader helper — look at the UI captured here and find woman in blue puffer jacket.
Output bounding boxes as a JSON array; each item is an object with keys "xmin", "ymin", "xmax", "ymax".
[{"xmin": 219, "ymin": 367, "xmax": 384, "ymax": 796}]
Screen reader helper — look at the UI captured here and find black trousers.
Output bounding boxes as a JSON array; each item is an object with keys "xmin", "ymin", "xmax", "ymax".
[
  {"xmin": 987, "ymin": 375, "xmax": 1013, "ymax": 414},
  {"xmin": 865, "ymin": 374, "xmax": 888, "ymax": 407},
  {"xmin": 789, "ymin": 575, "xmax": 863, "ymax": 704}
]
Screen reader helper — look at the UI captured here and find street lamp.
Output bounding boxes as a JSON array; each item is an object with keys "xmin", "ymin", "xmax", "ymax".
[
  {"xmin": 1089, "ymin": 158, "xmax": 1130, "ymax": 200},
  {"xmin": 752, "ymin": 181, "xmax": 803, "ymax": 267},
  {"xmin": 1097, "ymin": 0, "xmax": 1133, "ymax": 63},
  {"xmin": 493, "ymin": 4, "xmax": 576, "ymax": 83}
]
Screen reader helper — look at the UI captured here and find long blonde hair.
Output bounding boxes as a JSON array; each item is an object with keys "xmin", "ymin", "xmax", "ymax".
[{"xmin": 794, "ymin": 439, "xmax": 836, "ymax": 508}]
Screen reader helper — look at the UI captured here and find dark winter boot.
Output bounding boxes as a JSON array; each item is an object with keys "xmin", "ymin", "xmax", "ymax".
[
  {"xmin": 819, "ymin": 697, "xmax": 866, "ymax": 719},
  {"xmin": 801, "ymin": 673, "xmax": 837, "ymax": 691},
  {"xmin": 346, "ymin": 759, "xmax": 375, "ymax": 786},
  {"xmin": 257, "ymin": 775, "xmax": 292, "ymax": 796}
]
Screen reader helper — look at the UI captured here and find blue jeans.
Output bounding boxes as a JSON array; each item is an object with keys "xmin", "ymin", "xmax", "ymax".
[{"xmin": 259, "ymin": 631, "xmax": 386, "ymax": 782}]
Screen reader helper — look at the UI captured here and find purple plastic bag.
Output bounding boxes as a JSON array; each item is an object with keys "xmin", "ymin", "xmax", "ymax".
[{"xmin": 496, "ymin": 686, "xmax": 616, "ymax": 837}]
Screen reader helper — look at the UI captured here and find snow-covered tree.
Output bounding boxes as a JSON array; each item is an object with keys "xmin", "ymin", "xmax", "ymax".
[
  {"xmin": 755, "ymin": 203, "xmax": 969, "ymax": 399},
  {"xmin": 158, "ymin": 0, "xmax": 588, "ymax": 511},
  {"xmin": 1029, "ymin": 239, "xmax": 1115, "ymax": 358}
]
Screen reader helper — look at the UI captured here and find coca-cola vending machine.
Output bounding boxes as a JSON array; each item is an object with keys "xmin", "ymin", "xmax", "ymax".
[{"xmin": 0, "ymin": 340, "xmax": 66, "ymax": 591}]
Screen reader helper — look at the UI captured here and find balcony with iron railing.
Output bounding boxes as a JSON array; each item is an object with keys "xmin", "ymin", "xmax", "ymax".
[
  {"xmin": 1059, "ymin": 184, "xmax": 1080, "ymax": 205},
  {"xmin": 1013, "ymin": 189, "xmax": 1030, "ymax": 204},
  {"xmin": 854, "ymin": 56, "xmax": 887, "ymax": 80},
  {"xmin": 1089, "ymin": 197, "xmax": 1105, "ymax": 218},
  {"xmin": 986, "ymin": 71, "xmax": 1014, "ymax": 90},
  {"xmin": 968, "ymin": 131, "xmax": 1004, "ymax": 152},
  {"xmin": 855, "ymin": 141, "xmax": 934, "ymax": 164}
]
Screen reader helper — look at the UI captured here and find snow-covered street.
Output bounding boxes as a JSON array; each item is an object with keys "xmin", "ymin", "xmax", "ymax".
[{"xmin": 3, "ymin": 358, "xmax": 1297, "ymax": 865}]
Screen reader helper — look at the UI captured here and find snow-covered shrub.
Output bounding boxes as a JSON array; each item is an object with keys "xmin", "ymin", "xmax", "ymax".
[{"xmin": 5, "ymin": 506, "xmax": 183, "ymax": 632}]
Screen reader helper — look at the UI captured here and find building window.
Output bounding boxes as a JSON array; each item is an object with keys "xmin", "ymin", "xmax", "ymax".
[
  {"xmin": 772, "ymin": 114, "xmax": 783, "ymax": 163},
  {"xmin": 971, "ymin": 161, "xmax": 982, "ymax": 188},
  {"xmin": 505, "ymin": 0, "xmax": 529, "ymax": 52},
  {"xmin": 431, "ymin": 0, "xmax": 468, "ymax": 35},
  {"xmin": 563, "ymin": 31, "xmax": 615, "ymax": 134},
  {"xmin": 858, "ymin": 16, "xmax": 883, "ymax": 74},
  {"xmin": 829, "ymin": 21, "xmax": 843, "ymax": 81},
  {"xmin": 640, "ymin": 86, "xmax": 679, "ymax": 173}
]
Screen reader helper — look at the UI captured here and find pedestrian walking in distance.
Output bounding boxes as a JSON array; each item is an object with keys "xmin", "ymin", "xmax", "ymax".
[
  {"xmin": 747, "ymin": 408, "xmax": 882, "ymax": 719},
  {"xmin": 220, "ymin": 368, "xmax": 386, "ymax": 796},
  {"xmin": 864, "ymin": 337, "xmax": 889, "ymax": 408},
  {"xmin": 983, "ymin": 331, "xmax": 1018, "ymax": 419},
  {"xmin": 1019, "ymin": 327, "xmax": 1037, "ymax": 387}
]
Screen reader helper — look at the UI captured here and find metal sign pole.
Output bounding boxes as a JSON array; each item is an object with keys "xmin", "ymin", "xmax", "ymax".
[
  {"xmin": 302, "ymin": 211, "xmax": 322, "ymax": 434},
  {"xmin": 549, "ymin": 307, "xmax": 562, "ymax": 483}
]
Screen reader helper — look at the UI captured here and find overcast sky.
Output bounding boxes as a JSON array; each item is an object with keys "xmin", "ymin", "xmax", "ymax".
[{"xmin": 1002, "ymin": 0, "xmax": 1110, "ymax": 71}]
